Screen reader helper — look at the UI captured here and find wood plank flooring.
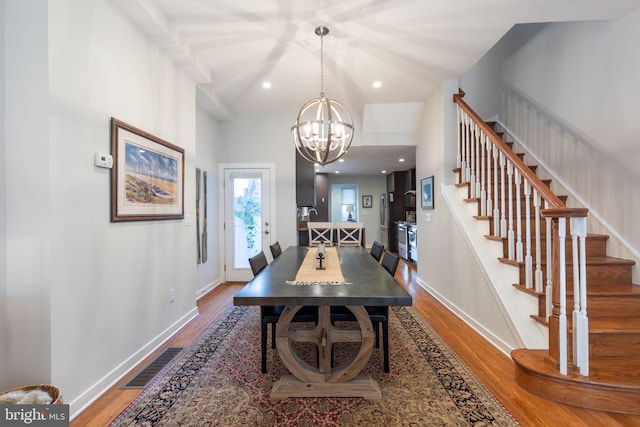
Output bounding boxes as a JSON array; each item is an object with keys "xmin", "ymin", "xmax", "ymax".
[{"xmin": 71, "ymin": 259, "xmax": 640, "ymax": 426}]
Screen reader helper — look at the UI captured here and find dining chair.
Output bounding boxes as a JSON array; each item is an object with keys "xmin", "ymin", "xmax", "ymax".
[
  {"xmin": 307, "ymin": 222, "xmax": 334, "ymax": 246},
  {"xmin": 381, "ymin": 250, "xmax": 399, "ymax": 277},
  {"xmin": 270, "ymin": 241, "xmax": 282, "ymax": 259},
  {"xmin": 336, "ymin": 222, "xmax": 363, "ymax": 246},
  {"xmin": 249, "ymin": 251, "xmax": 268, "ymax": 275},
  {"xmin": 249, "ymin": 251, "xmax": 317, "ymax": 373},
  {"xmin": 370, "ymin": 241, "xmax": 384, "ymax": 262},
  {"xmin": 330, "ymin": 250, "xmax": 399, "ymax": 373}
]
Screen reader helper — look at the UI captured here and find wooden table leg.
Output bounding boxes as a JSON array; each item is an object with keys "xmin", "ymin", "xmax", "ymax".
[{"xmin": 271, "ymin": 305, "xmax": 381, "ymax": 400}]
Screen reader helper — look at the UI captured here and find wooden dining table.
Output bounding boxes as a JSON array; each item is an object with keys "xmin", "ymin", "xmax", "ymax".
[{"xmin": 233, "ymin": 245, "xmax": 412, "ymax": 400}]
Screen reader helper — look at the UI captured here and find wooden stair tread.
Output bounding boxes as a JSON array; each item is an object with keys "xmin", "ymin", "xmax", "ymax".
[
  {"xmin": 587, "ymin": 317, "xmax": 640, "ymax": 332},
  {"xmin": 514, "ymin": 282, "xmax": 640, "ymax": 297},
  {"xmin": 512, "ymin": 349, "xmax": 640, "ymax": 414},
  {"xmin": 499, "ymin": 256, "xmax": 635, "ymax": 267},
  {"xmin": 514, "ymin": 349, "xmax": 640, "ymax": 386}
]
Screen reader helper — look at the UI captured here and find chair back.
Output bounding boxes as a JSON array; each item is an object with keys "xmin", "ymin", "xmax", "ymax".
[
  {"xmin": 370, "ymin": 241, "xmax": 384, "ymax": 262},
  {"xmin": 248, "ymin": 251, "xmax": 268, "ymax": 276},
  {"xmin": 381, "ymin": 251, "xmax": 399, "ymax": 277},
  {"xmin": 270, "ymin": 241, "xmax": 282, "ymax": 259},
  {"xmin": 336, "ymin": 222, "xmax": 363, "ymax": 246},
  {"xmin": 307, "ymin": 222, "xmax": 334, "ymax": 246}
]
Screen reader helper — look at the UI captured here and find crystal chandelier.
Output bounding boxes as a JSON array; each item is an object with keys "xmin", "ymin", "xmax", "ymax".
[{"xmin": 292, "ymin": 26, "xmax": 354, "ymax": 166}]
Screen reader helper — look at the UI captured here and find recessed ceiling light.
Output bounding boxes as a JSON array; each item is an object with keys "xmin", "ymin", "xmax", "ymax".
[
  {"xmin": 381, "ymin": 170, "xmax": 387, "ymax": 174},
  {"xmin": 373, "ymin": 81, "xmax": 382, "ymax": 88},
  {"xmin": 335, "ymin": 171, "xmax": 340, "ymax": 174},
  {"xmin": 339, "ymin": 159, "xmax": 344, "ymax": 162},
  {"xmin": 399, "ymin": 158, "xmax": 405, "ymax": 162},
  {"xmin": 262, "ymin": 81, "xmax": 272, "ymax": 89}
]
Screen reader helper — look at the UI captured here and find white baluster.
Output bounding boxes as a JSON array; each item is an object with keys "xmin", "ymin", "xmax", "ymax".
[
  {"xmin": 507, "ymin": 162, "xmax": 515, "ymax": 259},
  {"xmin": 480, "ymin": 133, "xmax": 487, "ymax": 216},
  {"xmin": 534, "ymin": 190, "xmax": 543, "ymax": 292},
  {"xmin": 456, "ymin": 106, "xmax": 461, "ymax": 171},
  {"xmin": 465, "ymin": 114, "xmax": 471, "ymax": 183},
  {"xmin": 524, "ymin": 181, "xmax": 532, "ymax": 288},
  {"xmin": 573, "ymin": 217, "xmax": 589, "ymax": 376},
  {"xmin": 515, "ymin": 170, "xmax": 523, "ymax": 262},
  {"xmin": 486, "ymin": 141, "xmax": 493, "ymax": 216},
  {"xmin": 572, "ymin": 223, "xmax": 580, "ymax": 365},
  {"xmin": 493, "ymin": 147, "xmax": 500, "ymax": 236},
  {"xmin": 470, "ymin": 124, "xmax": 477, "ymax": 199},
  {"xmin": 545, "ymin": 202, "xmax": 553, "ymax": 319},
  {"xmin": 558, "ymin": 218, "xmax": 568, "ymax": 375},
  {"xmin": 499, "ymin": 153, "xmax": 507, "ymax": 237}
]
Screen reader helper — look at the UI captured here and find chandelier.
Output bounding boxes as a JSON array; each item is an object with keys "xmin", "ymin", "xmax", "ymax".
[{"xmin": 292, "ymin": 26, "xmax": 354, "ymax": 166}]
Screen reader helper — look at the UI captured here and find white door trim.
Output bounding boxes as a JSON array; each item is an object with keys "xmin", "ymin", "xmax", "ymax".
[{"xmin": 218, "ymin": 163, "xmax": 276, "ymax": 282}]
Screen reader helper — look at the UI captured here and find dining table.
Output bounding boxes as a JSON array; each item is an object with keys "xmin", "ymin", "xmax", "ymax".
[{"xmin": 233, "ymin": 245, "xmax": 412, "ymax": 400}]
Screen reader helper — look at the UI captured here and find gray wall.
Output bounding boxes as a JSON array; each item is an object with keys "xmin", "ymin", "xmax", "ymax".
[{"xmin": 0, "ymin": 0, "xmax": 7, "ymax": 387}]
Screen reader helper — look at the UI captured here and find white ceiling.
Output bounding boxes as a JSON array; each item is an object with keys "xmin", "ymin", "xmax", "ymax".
[{"xmin": 112, "ymin": 0, "xmax": 640, "ymax": 175}]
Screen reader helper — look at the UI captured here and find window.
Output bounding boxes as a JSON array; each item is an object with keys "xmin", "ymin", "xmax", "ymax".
[{"xmin": 331, "ymin": 185, "xmax": 358, "ymax": 222}]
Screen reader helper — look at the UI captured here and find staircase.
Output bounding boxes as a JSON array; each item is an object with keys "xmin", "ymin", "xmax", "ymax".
[{"xmin": 453, "ymin": 92, "xmax": 640, "ymax": 415}]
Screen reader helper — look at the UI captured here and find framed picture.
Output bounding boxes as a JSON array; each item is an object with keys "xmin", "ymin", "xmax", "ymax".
[
  {"xmin": 111, "ymin": 118, "xmax": 184, "ymax": 222},
  {"xmin": 362, "ymin": 195, "xmax": 373, "ymax": 208},
  {"xmin": 420, "ymin": 176, "xmax": 434, "ymax": 210}
]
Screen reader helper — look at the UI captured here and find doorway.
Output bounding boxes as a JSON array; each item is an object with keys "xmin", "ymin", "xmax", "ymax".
[{"xmin": 221, "ymin": 165, "xmax": 275, "ymax": 281}]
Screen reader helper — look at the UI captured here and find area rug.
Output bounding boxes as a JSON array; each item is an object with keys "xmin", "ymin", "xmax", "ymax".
[{"xmin": 111, "ymin": 306, "xmax": 519, "ymax": 426}]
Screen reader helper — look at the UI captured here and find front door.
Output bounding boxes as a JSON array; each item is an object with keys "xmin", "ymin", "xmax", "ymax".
[{"xmin": 223, "ymin": 167, "xmax": 273, "ymax": 281}]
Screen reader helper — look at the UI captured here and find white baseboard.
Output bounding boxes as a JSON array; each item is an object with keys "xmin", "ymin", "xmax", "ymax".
[
  {"xmin": 69, "ymin": 307, "xmax": 199, "ymax": 419},
  {"xmin": 415, "ymin": 276, "xmax": 515, "ymax": 358},
  {"xmin": 196, "ymin": 278, "xmax": 222, "ymax": 300}
]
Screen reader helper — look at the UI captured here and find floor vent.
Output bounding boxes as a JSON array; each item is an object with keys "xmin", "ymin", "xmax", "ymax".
[{"xmin": 121, "ymin": 347, "xmax": 183, "ymax": 389}]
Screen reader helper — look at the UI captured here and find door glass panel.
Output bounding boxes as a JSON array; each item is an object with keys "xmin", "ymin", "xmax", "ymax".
[{"xmin": 232, "ymin": 176, "xmax": 262, "ymax": 269}]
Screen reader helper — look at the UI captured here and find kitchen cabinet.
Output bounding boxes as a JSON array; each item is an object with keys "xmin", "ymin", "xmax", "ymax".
[
  {"xmin": 405, "ymin": 168, "xmax": 416, "ymax": 209},
  {"xmin": 315, "ymin": 173, "xmax": 329, "ymax": 221},
  {"xmin": 296, "ymin": 151, "xmax": 315, "ymax": 207},
  {"xmin": 386, "ymin": 170, "xmax": 406, "ymax": 252}
]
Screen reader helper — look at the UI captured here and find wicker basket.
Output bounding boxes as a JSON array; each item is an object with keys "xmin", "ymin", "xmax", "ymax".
[{"xmin": 0, "ymin": 384, "xmax": 63, "ymax": 404}]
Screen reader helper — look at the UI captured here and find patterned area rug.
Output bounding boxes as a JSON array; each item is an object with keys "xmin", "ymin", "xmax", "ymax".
[{"xmin": 111, "ymin": 306, "xmax": 519, "ymax": 426}]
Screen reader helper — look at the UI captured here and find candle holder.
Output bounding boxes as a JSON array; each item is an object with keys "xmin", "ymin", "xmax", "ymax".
[{"xmin": 316, "ymin": 243, "xmax": 326, "ymax": 270}]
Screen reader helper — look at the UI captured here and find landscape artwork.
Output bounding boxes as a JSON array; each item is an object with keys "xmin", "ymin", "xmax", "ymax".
[
  {"xmin": 124, "ymin": 142, "xmax": 179, "ymax": 206},
  {"xmin": 111, "ymin": 118, "xmax": 184, "ymax": 222}
]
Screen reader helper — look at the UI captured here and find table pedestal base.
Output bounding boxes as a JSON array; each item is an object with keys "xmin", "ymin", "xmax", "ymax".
[{"xmin": 270, "ymin": 375, "xmax": 381, "ymax": 400}]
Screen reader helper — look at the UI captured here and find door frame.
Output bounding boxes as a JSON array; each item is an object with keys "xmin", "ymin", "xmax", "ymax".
[{"xmin": 218, "ymin": 163, "xmax": 277, "ymax": 282}]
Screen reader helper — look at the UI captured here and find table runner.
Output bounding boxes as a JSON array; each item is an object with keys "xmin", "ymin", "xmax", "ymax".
[{"xmin": 286, "ymin": 247, "xmax": 348, "ymax": 285}]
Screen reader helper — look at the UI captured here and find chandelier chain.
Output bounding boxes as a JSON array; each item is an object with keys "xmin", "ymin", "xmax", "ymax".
[{"xmin": 320, "ymin": 31, "xmax": 324, "ymax": 98}]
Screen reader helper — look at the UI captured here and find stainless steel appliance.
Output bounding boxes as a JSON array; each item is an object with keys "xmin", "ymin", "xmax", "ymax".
[
  {"xmin": 408, "ymin": 224, "xmax": 417, "ymax": 263},
  {"xmin": 380, "ymin": 193, "xmax": 389, "ymax": 249},
  {"xmin": 397, "ymin": 221, "xmax": 408, "ymax": 260}
]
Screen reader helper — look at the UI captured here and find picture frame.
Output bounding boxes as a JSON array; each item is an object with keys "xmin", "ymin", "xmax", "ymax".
[
  {"xmin": 111, "ymin": 118, "xmax": 184, "ymax": 222},
  {"xmin": 362, "ymin": 195, "xmax": 373, "ymax": 208},
  {"xmin": 420, "ymin": 176, "xmax": 434, "ymax": 210}
]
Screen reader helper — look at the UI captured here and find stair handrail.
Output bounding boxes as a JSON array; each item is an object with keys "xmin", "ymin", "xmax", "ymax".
[
  {"xmin": 453, "ymin": 90, "xmax": 566, "ymax": 211},
  {"xmin": 453, "ymin": 89, "xmax": 589, "ymax": 377}
]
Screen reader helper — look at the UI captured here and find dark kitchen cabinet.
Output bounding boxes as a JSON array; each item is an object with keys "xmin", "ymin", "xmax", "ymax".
[
  {"xmin": 296, "ymin": 151, "xmax": 315, "ymax": 207},
  {"xmin": 315, "ymin": 173, "xmax": 329, "ymax": 221},
  {"xmin": 386, "ymin": 170, "xmax": 406, "ymax": 252},
  {"xmin": 405, "ymin": 168, "xmax": 416, "ymax": 191},
  {"xmin": 405, "ymin": 168, "xmax": 416, "ymax": 209}
]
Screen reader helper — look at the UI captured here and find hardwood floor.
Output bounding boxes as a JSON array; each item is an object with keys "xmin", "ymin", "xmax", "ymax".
[{"xmin": 72, "ymin": 259, "xmax": 640, "ymax": 426}]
